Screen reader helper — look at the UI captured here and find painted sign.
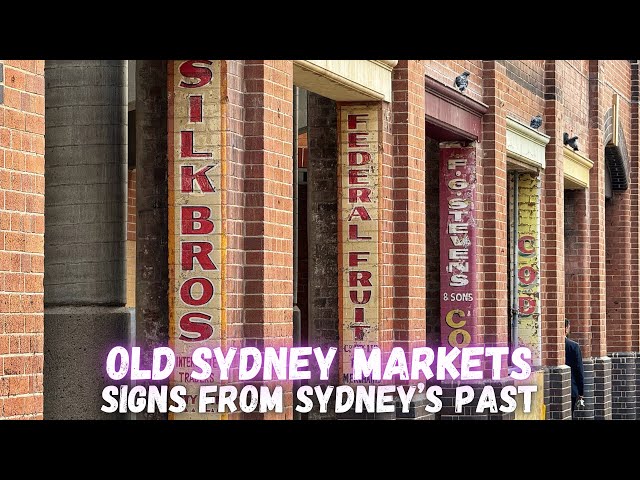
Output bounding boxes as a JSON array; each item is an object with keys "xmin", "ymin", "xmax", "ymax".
[
  {"xmin": 515, "ymin": 173, "xmax": 541, "ymax": 366},
  {"xmin": 338, "ymin": 104, "xmax": 380, "ymax": 383},
  {"xmin": 168, "ymin": 60, "xmax": 225, "ymax": 418},
  {"xmin": 439, "ymin": 144, "xmax": 477, "ymax": 348}
]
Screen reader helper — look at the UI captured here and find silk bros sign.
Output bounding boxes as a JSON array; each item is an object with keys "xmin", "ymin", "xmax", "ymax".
[
  {"xmin": 338, "ymin": 104, "xmax": 381, "ymax": 383},
  {"xmin": 168, "ymin": 60, "xmax": 226, "ymax": 418}
]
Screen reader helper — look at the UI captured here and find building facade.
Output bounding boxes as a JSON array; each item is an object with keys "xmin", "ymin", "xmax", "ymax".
[{"xmin": 0, "ymin": 59, "xmax": 637, "ymax": 420}]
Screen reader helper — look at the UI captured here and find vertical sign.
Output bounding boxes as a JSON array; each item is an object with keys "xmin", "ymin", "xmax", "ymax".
[
  {"xmin": 168, "ymin": 60, "xmax": 225, "ymax": 418},
  {"xmin": 338, "ymin": 104, "xmax": 380, "ymax": 383},
  {"xmin": 516, "ymin": 172, "xmax": 541, "ymax": 366},
  {"xmin": 439, "ymin": 144, "xmax": 477, "ymax": 348}
]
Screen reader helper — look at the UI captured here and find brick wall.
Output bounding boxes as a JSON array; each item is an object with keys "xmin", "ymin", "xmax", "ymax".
[
  {"xmin": 479, "ymin": 60, "xmax": 509, "ymax": 350},
  {"xmin": 588, "ymin": 60, "xmax": 608, "ymax": 359},
  {"xmin": 631, "ymin": 61, "xmax": 640, "ymax": 355},
  {"xmin": 564, "ymin": 189, "xmax": 591, "ymax": 357},
  {"xmin": 223, "ymin": 59, "xmax": 246, "ymax": 354},
  {"xmin": 424, "ymin": 60, "xmax": 483, "ymax": 103},
  {"xmin": 603, "ymin": 61, "xmax": 633, "ymax": 353},
  {"xmin": 0, "ymin": 60, "xmax": 45, "ymax": 419},
  {"xmin": 242, "ymin": 60, "xmax": 294, "ymax": 419},
  {"xmin": 391, "ymin": 60, "xmax": 426, "ymax": 354}
]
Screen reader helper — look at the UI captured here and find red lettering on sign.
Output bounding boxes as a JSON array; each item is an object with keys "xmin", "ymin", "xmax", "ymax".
[
  {"xmin": 181, "ymin": 131, "xmax": 212, "ymax": 158},
  {"xmin": 179, "ymin": 60, "xmax": 213, "ymax": 89},
  {"xmin": 518, "ymin": 265, "xmax": 537, "ymax": 285},
  {"xmin": 349, "ymin": 187, "xmax": 371, "ymax": 203},
  {"xmin": 348, "ymin": 114, "xmax": 368, "ymax": 129},
  {"xmin": 348, "ymin": 151, "xmax": 371, "ymax": 165},
  {"xmin": 349, "ymin": 169, "xmax": 368, "ymax": 185},
  {"xmin": 519, "ymin": 296, "xmax": 536, "ymax": 315},
  {"xmin": 180, "ymin": 278, "xmax": 214, "ymax": 306},
  {"xmin": 349, "ymin": 271, "xmax": 372, "ymax": 287},
  {"xmin": 181, "ymin": 242, "xmax": 217, "ymax": 271},
  {"xmin": 348, "ymin": 132, "xmax": 368, "ymax": 148},
  {"xmin": 348, "ymin": 224, "xmax": 372, "ymax": 240},
  {"xmin": 518, "ymin": 236, "xmax": 535, "ymax": 255},
  {"xmin": 181, "ymin": 206, "xmax": 214, "ymax": 234},
  {"xmin": 179, "ymin": 312, "xmax": 214, "ymax": 342},
  {"xmin": 349, "ymin": 290, "xmax": 371, "ymax": 305},
  {"xmin": 189, "ymin": 96, "xmax": 203, "ymax": 123},
  {"xmin": 349, "ymin": 252, "xmax": 369, "ymax": 267},
  {"xmin": 181, "ymin": 165, "xmax": 214, "ymax": 193},
  {"xmin": 348, "ymin": 206, "xmax": 371, "ymax": 221}
]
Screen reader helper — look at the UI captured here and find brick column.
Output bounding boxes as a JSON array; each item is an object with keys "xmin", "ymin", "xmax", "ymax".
[
  {"xmin": 588, "ymin": 60, "xmax": 612, "ymax": 419},
  {"xmin": 564, "ymin": 189, "xmax": 593, "ymax": 419},
  {"xmin": 306, "ymin": 92, "xmax": 338, "ymax": 419},
  {"xmin": 0, "ymin": 60, "xmax": 45, "ymax": 419},
  {"xmin": 542, "ymin": 60, "xmax": 571, "ymax": 419},
  {"xmin": 391, "ymin": 60, "xmax": 426, "ymax": 352},
  {"xmin": 605, "ymin": 180, "xmax": 635, "ymax": 419},
  {"xmin": 480, "ymin": 61, "xmax": 509, "ymax": 351},
  {"xmin": 601, "ymin": 68, "xmax": 635, "ymax": 420},
  {"xmin": 243, "ymin": 61, "xmax": 294, "ymax": 419},
  {"xmin": 391, "ymin": 61, "xmax": 432, "ymax": 420},
  {"xmin": 632, "ymin": 61, "xmax": 640, "ymax": 419}
]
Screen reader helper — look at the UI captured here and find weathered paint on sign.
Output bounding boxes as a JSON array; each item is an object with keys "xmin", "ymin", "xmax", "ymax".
[
  {"xmin": 516, "ymin": 172, "xmax": 541, "ymax": 366},
  {"xmin": 439, "ymin": 144, "xmax": 477, "ymax": 348},
  {"xmin": 168, "ymin": 60, "xmax": 226, "ymax": 418},
  {"xmin": 338, "ymin": 104, "xmax": 380, "ymax": 383}
]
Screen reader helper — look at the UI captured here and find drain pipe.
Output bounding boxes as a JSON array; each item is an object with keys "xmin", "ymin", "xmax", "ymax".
[{"xmin": 292, "ymin": 86, "xmax": 302, "ymax": 420}]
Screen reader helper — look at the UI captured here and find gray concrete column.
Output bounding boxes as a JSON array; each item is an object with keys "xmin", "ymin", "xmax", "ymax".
[
  {"xmin": 307, "ymin": 92, "xmax": 338, "ymax": 419},
  {"xmin": 44, "ymin": 60, "xmax": 130, "ymax": 419},
  {"xmin": 135, "ymin": 61, "xmax": 169, "ymax": 420}
]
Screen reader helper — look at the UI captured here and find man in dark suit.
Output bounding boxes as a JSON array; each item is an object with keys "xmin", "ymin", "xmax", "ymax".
[{"xmin": 565, "ymin": 319, "xmax": 585, "ymax": 414}]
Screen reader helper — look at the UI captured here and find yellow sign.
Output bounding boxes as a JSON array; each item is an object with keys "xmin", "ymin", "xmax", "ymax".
[
  {"xmin": 516, "ymin": 173, "xmax": 541, "ymax": 366},
  {"xmin": 337, "ymin": 104, "xmax": 381, "ymax": 383},
  {"xmin": 168, "ymin": 60, "xmax": 225, "ymax": 419}
]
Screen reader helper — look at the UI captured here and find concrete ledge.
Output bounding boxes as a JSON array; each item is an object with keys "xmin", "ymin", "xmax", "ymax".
[{"xmin": 293, "ymin": 60, "xmax": 395, "ymax": 102}]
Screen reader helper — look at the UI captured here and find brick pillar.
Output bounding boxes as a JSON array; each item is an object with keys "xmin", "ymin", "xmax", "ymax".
[
  {"xmin": 391, "ymin": 60, "xmax": 426, "ymax": 352},
  {"xmin": 243, "ymin": 61, "xmax": 294, "ymax": 419},
  {"xmin": 588, "ymin": 60, "xmax": 612, "ymax": 419},
  {"xmin": 480, "ymin": 61, "xmax": 509, "ymax": 351},
  {"xmin": 630, "ymin": 61, "xmax": 640, "ymax": 419},
  {"xmin": 542, "ymin": 60, "xmax": 571, "ymax": 419},
  {"xmin": 604, "ymin": 89, "xmax": 635, "ymax": 420},
  {"xmin": 44, "ymin": 60, "xmax": 130, "ymax": 419},
  {"xmin": 564, "ymin": 189, "xmax": 593, "ymax": 419},
  {"xmin": 574, "ymin": 358, "xmax": 595, "ymax": 420},
  {"xmin": 306, "ymin": 92, "xmax": 338, "ymax": 419},
  {"xmin": 0, "ymin": 60, "xmax": 45, "ymax": 419},
  {"xmin": 391, "ymin": 61, "xmax": 432, "ymax": 420},
  {"xmin": 605, "ymin": 187, "xmax": 634, "ymax": 419}
]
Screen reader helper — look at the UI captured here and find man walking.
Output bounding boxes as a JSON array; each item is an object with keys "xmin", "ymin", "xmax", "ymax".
[{"xmin": 565, "ymin": 319, "xmax": 585, "ymax": 416}]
